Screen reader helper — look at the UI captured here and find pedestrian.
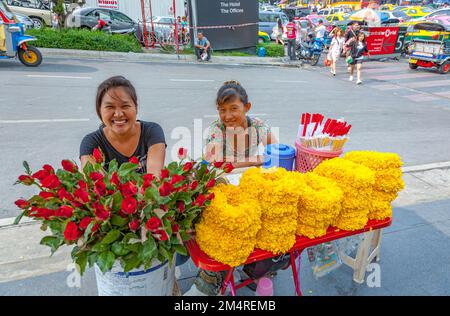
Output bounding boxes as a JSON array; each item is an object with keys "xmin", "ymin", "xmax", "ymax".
[
  {"xmin": 329, "ymin": 28, "xmax": 345, "ymax": 76},
  {"xmin": 315, "ymin": 19, "xmax": 327, "ymax": 42},
  {"xmin": 80, "ymin": 76, "xmax": 166, "ymax": 175},
  {"xmin": 184, "ymin": 80, "xmax": 279, "ymax": 296},
  {"xmin": 51, "ymin": 13, "xmax": 59, "ymax": 30},
  {"xmin": 285, "ymin": 17, "xmax": 297, "ymax": 61},
  {"xmin": 275, "ymin": 18, "xmax": 284, "ymax": 46},
  {"xmin": 181, "ymin": 16, "xmax": 189, "ymax": 44},
  {"xmin": 194, "ymin": 32, "xmax": 212, "ymax": 62},
  {"xmin": 348, "ymin": 32, "xmax": 370, "ymax": 85}
]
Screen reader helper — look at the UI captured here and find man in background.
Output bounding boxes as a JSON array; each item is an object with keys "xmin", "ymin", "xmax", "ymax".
[{"xmin": 195, "ymin": 32, "xmax": 211, "ymax": 62}]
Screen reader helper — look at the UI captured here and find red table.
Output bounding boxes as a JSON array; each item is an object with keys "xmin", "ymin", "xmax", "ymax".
[{"xmin": 186, "ymin": 218, "xmax": 392, "ymax": 296}]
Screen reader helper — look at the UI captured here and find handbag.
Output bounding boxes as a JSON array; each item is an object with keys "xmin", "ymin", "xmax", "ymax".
[{"xmin": 346, "ymin": 55, "xmax": 353, "ymax": 64}]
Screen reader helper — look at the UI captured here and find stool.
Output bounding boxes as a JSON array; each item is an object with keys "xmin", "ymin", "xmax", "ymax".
[{"xmin": 338, "ymin": 229, "xmax": 383, "ymax": 284}]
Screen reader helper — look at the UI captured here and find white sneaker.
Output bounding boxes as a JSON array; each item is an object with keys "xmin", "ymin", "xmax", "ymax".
[
  {"xmin": 349, "ymin": 75, "xmax": 354, "ymax": 81},
  {"xmin": 356, "ymin": 79, "xmax": 362, "ymax": 85}
]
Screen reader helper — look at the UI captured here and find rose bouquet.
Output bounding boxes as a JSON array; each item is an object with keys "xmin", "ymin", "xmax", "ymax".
[{"xmin": 14, "ymin": 148, "xmax": 233, "ymax": 275}]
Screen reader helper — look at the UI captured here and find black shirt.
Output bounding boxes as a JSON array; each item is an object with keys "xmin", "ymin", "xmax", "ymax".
[{"xmin": 80, "ymin": 120, "xmax": 166, "ymax": 174}]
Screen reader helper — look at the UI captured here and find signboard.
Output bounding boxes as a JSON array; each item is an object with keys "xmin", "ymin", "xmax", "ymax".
[
  {"xmin": 365, "ymin": 26, "xmax": 407, "ymax": 57},
  {"xmin": 97, "ymin": 0, "xmax": 119, "ymax": 10},
  {"xmin": 188, "ymin": 0, "xmax": 258, "ymax": 50}
]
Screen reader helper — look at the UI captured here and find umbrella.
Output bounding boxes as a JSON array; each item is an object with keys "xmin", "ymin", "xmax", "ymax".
[{"xmin": 349, "ymin": 8, "xmax": 384, "ymax": 27}]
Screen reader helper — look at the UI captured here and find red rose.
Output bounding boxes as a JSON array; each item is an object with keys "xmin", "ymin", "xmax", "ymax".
[
  {"xmin": 41, "ymin": 175, "xmax": 61, "ymax": 190},
  {"xmin": 207, "ymin": 193, "xmax": 215, "ymax": 201},
  {"xmin": 110, "ymin": 172, "xmax": 120, "ymax": 186},
  {"xmin": 121, "ymin": 196, "xmax": 137, "ymax": 215},
  {"xmin": 74, "ymin": 188, "xmax": 90, "ymax": 203},
  {"xmin": 159, "ymin": 182, "xmax": 174, "ymax": 197},
  {"xmin": 79, "ymin": 217, "xmax": 99, "ymax": 232},
  {"xmin": 178, "ymin": 147, "xmax": 188, "ymax": 160},
  {"xmin": 18, "ymin": 175, "xmax": 34, "ymax": 185},
  {"xmin": 190, "ymin": 181, "xmax": 198, "ymax": 191},
  {"xmin": 193, "ymin": 194, "xmax": 206, "ymax": 207},
  {"xmin": 129, "ymin": 218, "xmax": 140, "ymax": 232},
  {"xmin": 14, "ymin": 199, "xmax": 29, "ymax": 209},
  {"xmin": 93, "ymin": 148, "xmax": 104, "ymax": 163},
  {"xmin": 57, "ymin": 188, "xmax": 73, "ymax": 201},
  {"xmin": 223, "ymin": 163, "xmax": 234, "ymax": 173},
  {"xmin": 145, "ymin": 217, "xmax": 162, "ymax": 231},
  {"xmin": 64, "ymin": 222, "xmax": 81, "ymax": 241},
  {"xmin": 172, "ymin": 224, "xmax": 180, "ymax": 233},
  {"xmin": 55, "ymin": 205, "xmax": 74, "ymax": 218},
  {"xmin": 143, "ymin": 173, "xmax": 154, "ymax": 183},
  {"xmin": 170, "ymin": 174, "xmax": 185, "ymax": 185},
  {"xmin": 213, "ymin": 161, "xmax": 224, "ymax": 168},
  {"xmin": 61, "ymin": 160, "xmax": 78, "ymax": 173},
  {"xmin": 79, "ymin": 217, "xmax": 92, "ymax": 230},
  {"xmin": 39, "ymin": 191, "xmax": 55, "ymax": 199},
  {"xmin": 183, "ymin": 162, "xmax": 193, "ymax": 172},
  {"xmin": 160, "ymin": 169, "xmax": 170, "ymax": 180},
  {"xmin": 42, "ymin": 165, "xmax": 54, "ymax": 174},
  {"xmin": 177, "ymin": 201, "xmax": 185, "ymax": 213},
  {"xmin": 94, "ymin": 180, "xmax": 107, "ymax": 197},
  {"xmin": 89, "ymin": 172, "xmax": 104, "ymax": 182},
  {"xmin": 32, "ymin": 169, "xmax": 50, "ymax": 181},
  {"xmin": 206, "ymin": 179, "xmax": 215, "ymax": 189},
  {"xmin": 121, "ymin": 182, "xmax": 137, "ymax": 197},
  {"xmin": 157, "ymin": 230, "xmax": 169, "ymax": 241},
  {"xmin": 160, "ymin": 204, "xmax": 168, "ymax": 212},
  {"xmin": 93, "ymin": 202, "xmax": 110, "ymax": 221},
  {"xmin": 78, "ymin": 180, "xmax": 87, "ymax": 190},
  {"xmin": 129, "ymin": 156, "xmax": 139, "ymax": 164}
]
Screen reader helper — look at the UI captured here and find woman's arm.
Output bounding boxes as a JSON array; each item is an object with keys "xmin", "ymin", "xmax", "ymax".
[
  {"xmin": 231, "ymin": 131, "xmax": 279, "ymax": 168},
  {"xmin": 146, "ymin": 143, "xmax": 166, "ymax": 176}
]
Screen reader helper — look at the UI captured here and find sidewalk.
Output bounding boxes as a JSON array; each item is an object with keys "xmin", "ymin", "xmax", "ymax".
[
  {"xmin": 1, "ymin": 162, "xmax": 449, "ymax": 294},
  {"xmin": 39, "ymin": 48, "xmax": 301, "ymax": 68}
]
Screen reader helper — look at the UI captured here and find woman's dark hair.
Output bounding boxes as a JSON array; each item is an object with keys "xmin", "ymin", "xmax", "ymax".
[
  {"xmin": 358, "ymin": 32, "xmax": 367, "ymax": 43},
  {"xmin": 216, "ymin": 80, "xmax": 248, "ymax": 106},
  {"xmin": 96, "ymin": 76, "xmax": 138, "ymax": 120},
  {"xmin": 277, "ymin": 18, "xmax": 282, "ymax": 28}
]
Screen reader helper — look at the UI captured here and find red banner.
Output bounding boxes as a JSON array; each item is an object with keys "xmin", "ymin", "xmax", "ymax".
[
  {"xmin": 97, "ymin": 0, "xmax": 119, "ymax": 10},
  {"xmin": 366, "ymin": 27, "xmax": 399, "ymax": 55}
]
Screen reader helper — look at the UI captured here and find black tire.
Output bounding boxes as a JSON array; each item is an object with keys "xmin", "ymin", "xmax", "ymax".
[
  {"xmin": 18, "ymin": 46, "xmax": 42, "ymax": 67},
  {"xmin": 30, "ymin": 17, "xmax": 44, "ymax": 29},
  {"xmin": 311, "ymin": 54, "xmax": 320, "ymax": 66},
  {"xmin": 409, "ymin": 63, "xmax": 418, "ymax": 70},
  {"xmin": 438, "ymin": 61, "xmax": 450, "ymax": 74}
]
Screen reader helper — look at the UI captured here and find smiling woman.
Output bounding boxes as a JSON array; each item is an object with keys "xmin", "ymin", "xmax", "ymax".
[{"xmin": 79, "ymin": 76, "xmax": 166, "ymax": 176}]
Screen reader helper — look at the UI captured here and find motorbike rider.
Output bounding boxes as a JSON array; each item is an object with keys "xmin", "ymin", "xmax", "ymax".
[{"xmin": 315, "ymin": 19, "xmax": 327, "ymax": 42}]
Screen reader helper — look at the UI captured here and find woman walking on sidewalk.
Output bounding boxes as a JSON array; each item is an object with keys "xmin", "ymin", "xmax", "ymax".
[
  {"xmin": 348, "ymin": 32, "xmax": 370, "ymax": 85},
  {"xmin": 329, "ymin": 28, "xmax": 345, "ymax": 76},
  {"xmin": 275, "ymin": 18, "xmax": 284, "ymax": 46}
]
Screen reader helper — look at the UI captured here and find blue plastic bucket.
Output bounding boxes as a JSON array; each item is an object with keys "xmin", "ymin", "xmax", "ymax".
[{"xmin": 263, "ymin": 144, "xmax": 296, "ymax": 171}]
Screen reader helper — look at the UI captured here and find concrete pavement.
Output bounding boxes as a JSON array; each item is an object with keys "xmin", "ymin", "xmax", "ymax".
[{"xmin": 1, "ymin": 164, "xmax": 449, "ymax": 295}]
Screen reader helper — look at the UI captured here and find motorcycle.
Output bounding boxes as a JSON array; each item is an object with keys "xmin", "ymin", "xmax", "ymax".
[
  {"xmin": 296, "ymin": 34, "xmax": 325, "ymax": 66},
  {"xmin": 0, "ymin": 0, "xmax": 42, "ymax": 66}
]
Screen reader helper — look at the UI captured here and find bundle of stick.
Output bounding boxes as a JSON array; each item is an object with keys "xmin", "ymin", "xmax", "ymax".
[{"xmin": 297, "ymin": 113, "xmax": 352, "ymax": 151}]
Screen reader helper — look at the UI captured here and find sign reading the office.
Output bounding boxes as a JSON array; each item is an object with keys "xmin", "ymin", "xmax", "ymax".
[
  {"xmin": 220, "ymin": 1, "xmax": 245, "ymax": 15},
  {"xmin": 97, "ymin": 0, "xmax": 119, "ymax": 10}
]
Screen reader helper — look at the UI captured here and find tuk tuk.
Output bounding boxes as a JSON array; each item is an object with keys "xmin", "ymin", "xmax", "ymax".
[
  {"xmin": 408, "ymin": 22, "xmax": 450, "ymax": 74},
  {"xmin": 0, "ymin": 0, "xmax": 42, "ymax": 66}
]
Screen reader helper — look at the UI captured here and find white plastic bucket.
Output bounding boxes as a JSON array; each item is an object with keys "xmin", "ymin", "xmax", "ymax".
[{"xmin": 94, "ymin": 259, "xmax": 175, "ymax": 296}]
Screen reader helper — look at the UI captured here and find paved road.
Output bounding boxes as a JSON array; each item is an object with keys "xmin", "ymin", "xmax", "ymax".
[
  {"xmin": 2, "ymin": 198, "xmax": 449, "ymax": 296},
  {"xmin": 1, "ymin": 57, "xmax": 450, "ymax": 220}
]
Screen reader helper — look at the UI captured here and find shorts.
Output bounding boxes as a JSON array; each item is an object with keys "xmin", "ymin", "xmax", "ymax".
[{"xmin": 349, "ymin": 58, "xmax": 363, "ymax": 65}]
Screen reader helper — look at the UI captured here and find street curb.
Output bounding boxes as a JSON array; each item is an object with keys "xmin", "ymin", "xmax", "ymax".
[
  {"xmin": 2, "ymin": 161, "xmax": 449, "ymax": 229},
  {"xmin": 39, "ymin": 48, "xmax": 300, "ymax": 68}
]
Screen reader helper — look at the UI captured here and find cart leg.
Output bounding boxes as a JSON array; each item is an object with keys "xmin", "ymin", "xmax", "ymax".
[
  {"xmin": 220, "ymin": 269, "xmax": 236, "ymax": 296},
  {"xmin": 353, "ymin": 232, "xmax": 372, "ymax": 284},
  {"xmin": 290, "ymin": 250, "xmax": 303, "ymax": 296}
]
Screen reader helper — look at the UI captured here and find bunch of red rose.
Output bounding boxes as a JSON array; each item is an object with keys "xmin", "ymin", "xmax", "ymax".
[{"xmin": 14, "ymin": 147, "xmax": 234, "ymax": 274}]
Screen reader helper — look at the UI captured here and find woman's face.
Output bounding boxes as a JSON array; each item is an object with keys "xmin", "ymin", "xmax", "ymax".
[
  {"xmin": 100, "ymin": 87, "xmax": 137, "ymax": 136},
  {"xmin": 217, "ymin": 98, "xmax": 251, "ymax": 129},
  {"xmin": 358, "ymin": 33, "xmax": 365, "ymax": 41}
]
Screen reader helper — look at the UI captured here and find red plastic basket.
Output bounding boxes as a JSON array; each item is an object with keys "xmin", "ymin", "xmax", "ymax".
[{"xmin": 295, "ymin": 141, "xmax": 342, "ymax": 173}]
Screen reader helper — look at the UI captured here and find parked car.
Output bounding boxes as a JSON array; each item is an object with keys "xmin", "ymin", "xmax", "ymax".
[
  {"xmin": 326, "ymin": 12, "xmax": 349, "ymax": 23},
  {"xmin": 259, "ymin": 10, "xmax": 288, "ymax": 34},
  {"xmin": 282, "ymin": 6, "xmax": 310, "ymax": 20},
  {"xmin": 67, "ymin": 7, "xmax": 137, "ymax": 33},
  {"xmin": 258, "ymin": 31, "xmax": 270, "ymax": 43},
  {"xmin": 15, "ymin": 12, "xmax": 34, "ymax": 29},
  {"xmin": 147, "ymin": 16, "xmax": 176, "ymax": 42},
  {"xmin": 380, "ymin": 4, "xmax": 396, "ymax": 11},
  {"xmin": 399, "ymin": 6, "xmax": 434, "ymax": 19},
  {"xmin": 6, "ymin": 0, "xmax": 51, "ymax": 29}
]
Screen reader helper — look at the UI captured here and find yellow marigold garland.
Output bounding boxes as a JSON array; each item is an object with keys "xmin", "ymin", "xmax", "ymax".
[{"xmin": 313, "ymin": 158, "xmax": 375, "ymax": 231}]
